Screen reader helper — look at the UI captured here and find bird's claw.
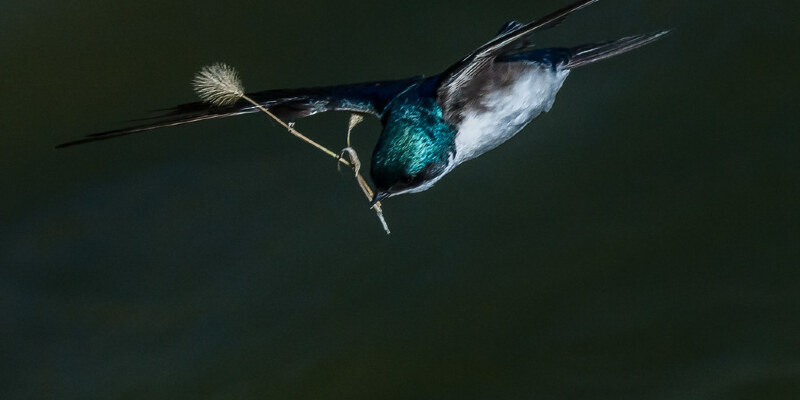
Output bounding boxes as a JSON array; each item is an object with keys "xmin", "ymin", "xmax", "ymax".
[{"xmin": 338, "ymin": 147, "xmax": 361, "ymax": 176}]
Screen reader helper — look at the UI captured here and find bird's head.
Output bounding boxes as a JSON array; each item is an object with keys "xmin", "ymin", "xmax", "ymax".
[{"xmin": 369, "ymin": 96, "xmax": 457, "ymax": 202}]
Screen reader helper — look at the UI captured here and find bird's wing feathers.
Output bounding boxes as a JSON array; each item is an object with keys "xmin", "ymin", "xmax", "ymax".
[
  {"xmin": 436, "ymin": 0, "xmax": 598, "ymax": 122},
  {"xmin": 57, "ymin": 77, "xmax": 423, "ymax": 148},
  {"xmin": 495, "ymin": 21, "xmax": 525, "ymax": 37},
  {"xmin": 563, "ymin": 31, "xmax": 670, "ymax": 69}
]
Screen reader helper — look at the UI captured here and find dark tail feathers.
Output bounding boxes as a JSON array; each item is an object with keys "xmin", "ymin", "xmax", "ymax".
[{"xmin": 565, "ymin": 30, "xmax": 670, "ymax": 69}]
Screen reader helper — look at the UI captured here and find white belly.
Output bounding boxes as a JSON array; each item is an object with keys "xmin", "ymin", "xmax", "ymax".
[{"xmin": 453, "ymin": 66, "xmax": 569, "ymax": 164}]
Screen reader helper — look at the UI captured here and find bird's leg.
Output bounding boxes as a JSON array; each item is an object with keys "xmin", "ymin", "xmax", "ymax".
[
  {"xmin": 347, "ymin": 114, "xmax": 364, "ymax": 148},
  {"xmin": 338, "ymin": 113, "xmax": 364, "ymax": 172}
]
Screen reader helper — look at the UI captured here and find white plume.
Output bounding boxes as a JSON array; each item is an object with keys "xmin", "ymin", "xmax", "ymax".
[{"xmin": 192, "ymin": 63, "xmax": 244, "ymax": 106}]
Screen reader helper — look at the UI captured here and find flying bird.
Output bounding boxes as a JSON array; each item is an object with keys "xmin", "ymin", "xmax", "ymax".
[{"xmin": 57, "ymin": 0, "xmax": 668, "ymax": 204}]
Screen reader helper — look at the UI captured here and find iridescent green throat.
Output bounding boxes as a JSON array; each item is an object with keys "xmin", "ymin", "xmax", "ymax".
[{"xmin": 370, "ymin": 94, "xmax": 456, "ymax": 191}]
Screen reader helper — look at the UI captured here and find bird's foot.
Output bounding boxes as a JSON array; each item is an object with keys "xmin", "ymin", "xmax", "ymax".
[{"xmin": 338, "ymin": 147, "xmax": 361, "ymax": 176}]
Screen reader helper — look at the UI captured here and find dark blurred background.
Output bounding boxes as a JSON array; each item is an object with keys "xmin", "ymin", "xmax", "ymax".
[{"xmin": 2, "ymin": 0, "xmax": 798, "ymax": 399}]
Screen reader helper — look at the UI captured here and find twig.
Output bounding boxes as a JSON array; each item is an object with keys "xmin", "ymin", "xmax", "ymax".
[
  {"xmin": 340, "ymin": 146, "xmax": 390, "ymax": 234},
  {"xmin": 242, "ymin": 96, "xmax": 390, "ymax": 234},
  {"xmin": 239, "ymin": 95, "xmax": 351, "ymax": 167},
  {"xmin": 192, "ymin": 63, "xmax": 389, "ymax": 234}
]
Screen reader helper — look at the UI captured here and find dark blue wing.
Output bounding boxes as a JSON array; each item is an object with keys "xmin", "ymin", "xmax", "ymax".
[{"xmin": 57, "ymin": 76, "xmax": 423, "ymax": 148}]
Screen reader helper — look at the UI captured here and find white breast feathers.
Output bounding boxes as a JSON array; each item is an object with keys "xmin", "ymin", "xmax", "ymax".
[{"xmin": 453, "ymin": 65, "xmax": 569, "ymax": 164}]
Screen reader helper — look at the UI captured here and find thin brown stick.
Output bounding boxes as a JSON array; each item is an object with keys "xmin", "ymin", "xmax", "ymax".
[
  {"xmin": 240, "ymin": 95, "xmax": 351, "ymax": 167},
  {"xmin": 339, "ymin": 147, "xmax": 390, "ymax": 234},
  {"xmin": 240, "ymin": 95, "xmax": 389, "ymax": 234}
]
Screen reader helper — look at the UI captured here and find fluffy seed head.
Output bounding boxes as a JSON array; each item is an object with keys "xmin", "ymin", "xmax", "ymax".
[{"xmin": 192, "ymin": 63, "xmax": 244, "ymax": 106}]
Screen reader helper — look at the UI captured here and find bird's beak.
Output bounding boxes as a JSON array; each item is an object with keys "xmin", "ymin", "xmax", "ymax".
[{"xmin": 370, "ymin": 191, "xmax": 390, "ymax": 207}]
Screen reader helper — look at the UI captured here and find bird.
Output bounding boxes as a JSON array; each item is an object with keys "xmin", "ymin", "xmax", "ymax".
[{"xmin": 57, "ymin": 0, "xmax": 668, "ymax": 204}]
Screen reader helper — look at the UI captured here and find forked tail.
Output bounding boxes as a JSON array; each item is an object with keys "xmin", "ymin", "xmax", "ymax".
[{"xmin": 564, "ymin": 30, "xmax": 670, "ymax": 69}]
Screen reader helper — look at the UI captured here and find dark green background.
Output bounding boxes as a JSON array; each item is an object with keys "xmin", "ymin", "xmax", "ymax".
[{"xmin": 3, "ymin": 1, "xmax": 798, "ymax": 398}]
